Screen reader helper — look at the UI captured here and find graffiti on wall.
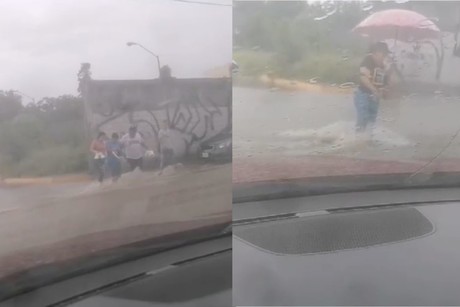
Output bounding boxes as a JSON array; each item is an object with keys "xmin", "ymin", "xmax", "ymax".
[{"xmin": 79, "ymin": 65, "xmax": 231, "ymax": 157}]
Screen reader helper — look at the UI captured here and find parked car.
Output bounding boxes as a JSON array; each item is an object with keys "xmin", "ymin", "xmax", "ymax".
[
  {"xmin": 200, "ymin": 132, "xmax": 232, "ymax": 162},
  {"xmin": 231, "ymin": 60, "xmax": 239, "ymax": 75}
]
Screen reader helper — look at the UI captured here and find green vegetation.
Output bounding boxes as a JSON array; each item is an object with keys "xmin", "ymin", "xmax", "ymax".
[
  {"xmin": 0, "ymin": 92, "xmax": 87, "ymax": 177},
  {"xmin": 234, "ymin": 49, "xmax": 362, "ymax": 84},
  {"xmin": 233, "ymin": 1, "xmax": 368, "ymax": 84},
  {"xmin": 233, "ymin": 1, "xmax": 459, "ymax": 84}
]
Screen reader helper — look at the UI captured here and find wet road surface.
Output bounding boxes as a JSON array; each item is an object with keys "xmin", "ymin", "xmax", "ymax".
[
  {"xmin": 0, "ymin": 163, "xmax": 231, "ymax": 279},
  {"xmin": 234, "ymin": 87, "xmax": 460, "ymax": 162}
]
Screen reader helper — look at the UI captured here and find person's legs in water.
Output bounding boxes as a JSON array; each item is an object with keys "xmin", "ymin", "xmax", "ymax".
[
  {"xmin": 160, "ymin": 148, "xmax": 167, "ymax": 171},
  {"xmin": 136, "ymin": 157, "xmax": 144, "ymax": 171},
  {"xmin": 98, "ymin": 161, "xmax": 104, "ymax": 183},
  {"xmin": 108, "ymin": 156, "xmax": 121, "ymax": 182},
  {"xmin": 94, "ymin": 158, "xmax": 105, "ymax": 183},
  {"xmin": 354, "ymin": 89, "xmax": 372, "ymax": 141},
  {"xmin": 130, "ymin": 158, "xmax": 143, "ymax": 171},
  {"xmin": 367, "ymin": 95, "xmax": 380, "ymax": 141},
  {"xmin": 159, "ymin": 148, "xmax": 173, "ymax": 174},
  {"xmin": 112, "ymin": 165, "xmax": 121, "ymax": 182},
  {"xmin": 127, "ymin": 158, "xmax": 137, "ymax": 172},
  {"xmin": 164, "ymin": 149, "xmax": 172, "ymax": 167},
  {"xmin": 168, "ymin": 149, "xmax": 175, "ymax": 167}
]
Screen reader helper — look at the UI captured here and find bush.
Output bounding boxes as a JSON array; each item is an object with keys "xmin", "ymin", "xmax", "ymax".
[
  {"xmin": 289, "ymin": 53, "xmax": 361, "ymax": 84},
  {"xmin": 234, "ymin": 50, "xmax": 275, "ymax": 76},
  {"xmin": 0, "ymin": 95, "xmax": 87, "ymax": 177},
  {"xmin": 1, "ymin": 145, "xmax": 87, "ymax": 177},
  {"xmin": 235, "ymin": 49, "xmax": 361, "ymax": 85}
]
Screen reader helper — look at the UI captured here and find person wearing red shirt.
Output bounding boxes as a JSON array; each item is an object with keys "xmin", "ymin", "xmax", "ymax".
[{"xmin": 90, "ymin": 132, "xmax": 108, "ymax": 183}]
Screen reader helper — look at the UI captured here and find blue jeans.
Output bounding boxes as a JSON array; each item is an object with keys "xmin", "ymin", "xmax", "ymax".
[
  {"xmin": 354, "ymin": 88, "xmax": 380, "ymax": 132},
  {"xmin": 107, "ymin": 155, "xmax": 121, "ymax": 179}
]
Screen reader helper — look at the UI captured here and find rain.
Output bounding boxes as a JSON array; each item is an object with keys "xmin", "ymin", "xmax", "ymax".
[
  {"xmin": 314, "ymin": 2, "xmax": 338, "ymax": 21},
  {"xmin": 361, "ymin": 2, "xmax": 374, "ymax": 12},
  {"xmin": 233, "ymin": 0, "xmax": 460, "ymax": 186}
]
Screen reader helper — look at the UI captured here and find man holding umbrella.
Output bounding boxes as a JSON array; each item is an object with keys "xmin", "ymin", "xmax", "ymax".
[
  {"xmin": 354, "ymin": 41, "xmax": 396, "ymax": 140},
  {"xmin": 352, "ymin": 9, "xmax": 441, "ymax": 140}
]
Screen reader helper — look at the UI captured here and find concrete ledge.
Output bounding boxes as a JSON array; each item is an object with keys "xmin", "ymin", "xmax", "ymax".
[
  {"xmin": 259, "ymin": 75, "xmax": 354, "ymax": 95},
  {"xmin": 2, "ymin": 174, "xmax": 91, "ymax": 187}
]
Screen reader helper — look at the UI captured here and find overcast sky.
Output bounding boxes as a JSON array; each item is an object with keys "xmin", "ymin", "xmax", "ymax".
[{"xmin": 0, "ymin": 0, "xmax": 232, "ymax": 101}]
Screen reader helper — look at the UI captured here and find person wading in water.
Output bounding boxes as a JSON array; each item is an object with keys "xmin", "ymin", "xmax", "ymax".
[
  {"xmin": 354, "ymin": 41, "xmax": 397, "ymax": 142},
  {"xmin": 121, "ymin": 125, "xmax": 149, "ymax": 171},
  {"xmin": 90, "ymin": 131, "xmax": 108, "ymax": 184},
  {"xmin": 106, "ymin": 132, "xmax": 123, "ymax": 182}
]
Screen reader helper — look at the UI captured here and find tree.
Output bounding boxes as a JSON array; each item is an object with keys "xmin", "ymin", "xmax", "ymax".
[
  {"xmin": 234, "ymin": 0, "xmax": 460, "ymax": 82},
  {"xmin": 0, "ymin": 94, "xmax": 87, "ymax": 176},
  {"xmin": 0, "ymin": 91, "xmax": 23, "ymax": 122}
]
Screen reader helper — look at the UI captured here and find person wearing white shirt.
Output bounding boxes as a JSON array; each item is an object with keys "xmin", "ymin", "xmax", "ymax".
[
  {"xmin": 120, "ymin": 125, "xmax": 149, "ymax": 171},
  {"xmin": 158, "ymin": 120, "xmax": 175, "ymax": 174}
]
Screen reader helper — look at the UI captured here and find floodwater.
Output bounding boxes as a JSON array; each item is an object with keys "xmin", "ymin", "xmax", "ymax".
[
  {"xmin": 0, "ymin": 163, "xmax": 231, "ymax": 259},
  {"xmin": 234, "ymin": 87, "xmax": 460, "ymax": 163}
]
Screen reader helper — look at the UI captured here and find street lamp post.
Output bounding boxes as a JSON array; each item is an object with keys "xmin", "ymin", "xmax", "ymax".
[{"xmin": 126, "ymin": 42, "xmax": 161, "ymax": 78}]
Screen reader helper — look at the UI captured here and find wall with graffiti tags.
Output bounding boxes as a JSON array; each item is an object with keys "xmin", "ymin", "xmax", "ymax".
[{"xmin": 81, "ymin": 76, "xmax": 231, "ymax": 158}]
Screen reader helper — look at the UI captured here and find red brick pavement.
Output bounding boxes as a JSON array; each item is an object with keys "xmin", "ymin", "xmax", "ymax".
[{"xmin": 233, "ymin": 155, "xmax": 460, "ymax": 184}]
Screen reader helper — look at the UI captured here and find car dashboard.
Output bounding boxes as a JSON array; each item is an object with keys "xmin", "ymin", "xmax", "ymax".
[
  {"xmin": 0, "ymin": 236, "xmax": 231, "ymax": 307},
  {"xmin": 233, "ymin": 187, "xmax": 460, "ymax": 306}
]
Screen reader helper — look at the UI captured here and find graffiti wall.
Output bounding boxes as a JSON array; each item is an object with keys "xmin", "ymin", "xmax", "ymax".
[{"xmin": 80, "ymin": 71, "xmax": 231, "ymax": 158}]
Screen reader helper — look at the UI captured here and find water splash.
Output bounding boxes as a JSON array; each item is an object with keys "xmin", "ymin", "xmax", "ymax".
[
  {"xmin": 339, "ymin": 82, "xmax": 355, "ymax": 89},
  {"xmin": 277, "ymin": 121, "xmax": 412, "ymax": 153},
  {"xmin": 361, "ymin": 2, "xmax": 374, "ymax": 11},
  {"xmin": 314, "ymin": 3, "xmax": 337, "ymax": 21},
  {"xmin": 309, "ymin": 77, "xmax": 319, "ymax": 84},
  {"xmin": 314, "ymin": 14, "xmax": 330, "ymax": 21}
]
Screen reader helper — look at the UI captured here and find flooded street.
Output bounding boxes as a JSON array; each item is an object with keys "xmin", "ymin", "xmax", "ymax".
[
  {"xmin": 0, "ymin": 163, "xmax": 231, "ymax": 277},
  {"xmin": 234, "ymin": 86, "xmax": 460, "ymax": 163}
]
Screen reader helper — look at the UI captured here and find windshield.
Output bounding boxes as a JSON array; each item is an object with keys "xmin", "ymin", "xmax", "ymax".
[
  {"xmin": 0, "ymin": 0, "xmax": 231, "ymax": 300},
  {"xmin": 233, "ymin": 0, "xmax": 460, "ymax": 197}
]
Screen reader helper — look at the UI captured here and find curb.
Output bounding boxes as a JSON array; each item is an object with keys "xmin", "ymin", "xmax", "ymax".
[
  {"xmin": 1, "ymin": 175, "xmax": 91, "ymax": 187},
  {"xmin": 258, "ymin": 75, "xmax": 354, "ymax": 95},
  {"xmin": 232, "ymin": 155, "xmax": 460, "ymax": 185}
]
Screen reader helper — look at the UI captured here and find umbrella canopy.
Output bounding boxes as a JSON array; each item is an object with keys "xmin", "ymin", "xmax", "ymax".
[{"xmin": 353, "ymin": 9, "xmax": 441, "ymax": 42}]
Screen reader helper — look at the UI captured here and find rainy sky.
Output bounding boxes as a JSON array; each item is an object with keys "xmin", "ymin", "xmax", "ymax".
[{"xmin": 0, "ymin": 0, "xmax": 232, "ymax": 101}]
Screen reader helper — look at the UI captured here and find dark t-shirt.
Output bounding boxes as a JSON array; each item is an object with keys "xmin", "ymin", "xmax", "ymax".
[
  {"xmin": 358, "ymin": 54, "xmax": 387, "ymax": 94},
  {"xmin": 106, "ymin": 140, "xmax": 122, "ymax": 159}
]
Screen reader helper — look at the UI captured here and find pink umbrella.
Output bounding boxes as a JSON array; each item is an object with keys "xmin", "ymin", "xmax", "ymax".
[{"xmin": 352, "ymin": 9, "xmax": 441, "ymax": 42}]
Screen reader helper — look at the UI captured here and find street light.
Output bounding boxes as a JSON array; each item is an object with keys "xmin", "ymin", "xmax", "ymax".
[{"xmin": 126, "ymin": 42, "xmax": 161, "ymax": 78}]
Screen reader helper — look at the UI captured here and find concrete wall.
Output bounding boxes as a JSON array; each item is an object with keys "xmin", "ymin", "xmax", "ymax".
[
  {"xmin": 82, "ymin": 77, "xmax": 231, "ymax": 158},
  {"xmin": 386, "ymin": 32, "xmax": 460, "ymax": 85}
]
